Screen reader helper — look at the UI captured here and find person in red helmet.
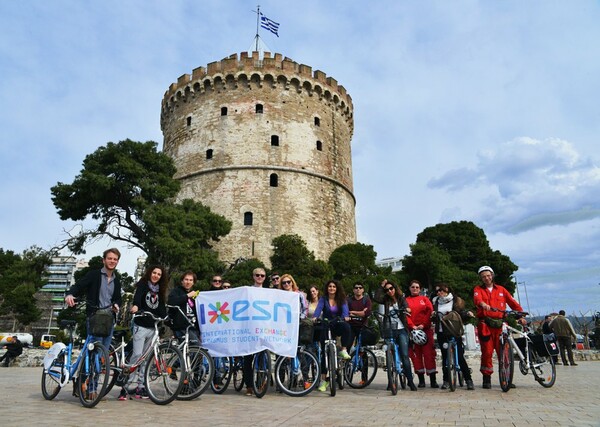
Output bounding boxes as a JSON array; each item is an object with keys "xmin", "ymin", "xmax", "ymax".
[{"xmin": 473, "ymin": 266, "xmax": 523, "ymax": 389}]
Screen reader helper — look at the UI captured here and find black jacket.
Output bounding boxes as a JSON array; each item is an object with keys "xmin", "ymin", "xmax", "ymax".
[
  {"xmin": 66, "ymin": 269, "xmax": 122, "ymax": 316},
  {"xmin": 132, "ymin": 280, "xmax": 167, "ymax": 329},
  {"xmin": 167, "ymin": 285, "xmax": 197, "ymax": 331}
]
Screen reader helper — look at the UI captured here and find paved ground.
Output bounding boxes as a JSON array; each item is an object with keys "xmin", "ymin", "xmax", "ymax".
[{"xmin": 0, "ymin": 361, "xmax": 598, "ymax": 426}]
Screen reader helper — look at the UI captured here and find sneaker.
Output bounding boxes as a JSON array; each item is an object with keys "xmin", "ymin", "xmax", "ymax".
[
  {"xmin": 570, "ymin": 363, "xmax": 578, "ymax": 366},
  {"xmin": 318, "ymin": 380, "xmax": 329, "ymax": 392},
  {"xmin": 135, "ymin": 387, "xmax": 149, "ymax": 399},
  {"xmin": 304, "ymin": 381, "xmax": 312, "ymax": 390},
  {"xmin": 118, "ymin": 388, "xmax": 128, "ymax": 401},
  {"xmin": 338, "ymin": 350, "xmax": 351, "ymax": 360},
  {"xmin": 466, "ymin": 380, "xmax": 474, "ymax": 390},
  {"xmin": 441, "ymin": 381, "xmax": 449, "ymax": 390},
  {"xmin": 245, "ymin": 387, "xmax": 253, "ymax": 396}
]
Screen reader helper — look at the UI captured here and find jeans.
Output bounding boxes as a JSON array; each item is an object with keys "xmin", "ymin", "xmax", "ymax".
[{"xmin": 393, "ymin": 329, "xmax": 413, "ymax": 381}]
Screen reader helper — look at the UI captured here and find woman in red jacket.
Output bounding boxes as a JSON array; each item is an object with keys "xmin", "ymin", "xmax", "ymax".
[{"xmin": 405, "ymin": 280, "xmax": 438, "ymax": 388}]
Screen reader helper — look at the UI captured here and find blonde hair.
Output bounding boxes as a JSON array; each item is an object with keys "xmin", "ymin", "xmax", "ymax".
[{"xmin": 279, "ymin": 274, "xmax": 298, "ymax": 292}]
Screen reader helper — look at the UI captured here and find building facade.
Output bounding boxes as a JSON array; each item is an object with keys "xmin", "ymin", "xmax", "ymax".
[{"xmin": 161, "ymin": 51, "xmax": 357, "ymax": 265}]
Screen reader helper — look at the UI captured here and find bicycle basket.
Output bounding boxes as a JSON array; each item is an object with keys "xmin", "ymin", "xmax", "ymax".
[
  {"xmin": 360, "ymin": 326, "xmax": 379, "ymax": 346},
  {"xmin": 381, "ymin": 319, "xmax": 398, "ymax": 339},
  {"xmin": 89, "ymin": 310, "xmax": 113, "ymax": 337},
  {"xmin": 298, "ymin": 319, "xmax": 314, "ymax": 345}
]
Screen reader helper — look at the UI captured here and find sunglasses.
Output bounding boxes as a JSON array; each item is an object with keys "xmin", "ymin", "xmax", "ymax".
[
  {"xmin": 436, "ymin": 289, "xmax": 442, "ymax": 293},
  {"xmin": 410, "ymin": 286, "xmax": 419, "ymax": 289},
  {"xmin": 385, "ymin": 287, "xmax": 394, "ymax": 292},
  {"xmin": 354, "ymin": 286, "xmax": 363, "ymax": 290},
  {"xmin": 254, "ymin": 274, "xmax": 265, "ymax": 277},
  {"xmin": 212, "ymin": 279, "xmax": 222, "ymax": 283},
  {"xmin": 271, "ymin": 277, "xmax": 280, "ymax": 281},
  {"xmin": 281, "ymin": 280, "xmax": 292, "ymax": 285},
  {"xmin": 222, "ymin": 285, "xmax": 231, "ymax": 289}
]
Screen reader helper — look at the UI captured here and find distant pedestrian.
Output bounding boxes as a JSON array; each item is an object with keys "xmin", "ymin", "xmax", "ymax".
[
  {"xmin": 542, "ymin": 315, "xmax": 559, "ymax": 364},
  {"xmin": 0, "ymin": 336, "xmax": 23, "ymax": 367},
  {"xmin": 550, "ymin": 310, "xmax": 578, "ymax": 366}
]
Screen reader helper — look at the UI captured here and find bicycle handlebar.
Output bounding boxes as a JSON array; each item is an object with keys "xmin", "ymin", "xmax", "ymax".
[{"xmin": 490, "ymin": 308, "xmax": 529, "ymax": 318}]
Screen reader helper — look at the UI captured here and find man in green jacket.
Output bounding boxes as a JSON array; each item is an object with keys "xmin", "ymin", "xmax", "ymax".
[{"xmin": 550, "ymin": 310, "xmax": 578, "ymax": 366}]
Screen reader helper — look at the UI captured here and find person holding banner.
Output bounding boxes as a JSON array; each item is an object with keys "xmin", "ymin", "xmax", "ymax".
[
  {"xmin": 313, "ymin": 280, "xmax": 352, "ymax": 392},
  {"xmin": 279, "ymin": 274, "xmax": 308, "ymax": 319},
  {"xmin": 243, "ymin": 267, "xmax": 267, "ymax": 396},
  {"xmin": 168, "ymin": 271, "xmax": 200, "ymax": 344}
]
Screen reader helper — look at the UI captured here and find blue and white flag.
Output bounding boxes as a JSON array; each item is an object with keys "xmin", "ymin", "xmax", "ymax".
[
  {"xmin": 196, "ymin": 287, "xmax": 299, "ymax": 357},
  {"xmin": 260, "ymin": 13, "xmax": 280, "ymax": 37}
]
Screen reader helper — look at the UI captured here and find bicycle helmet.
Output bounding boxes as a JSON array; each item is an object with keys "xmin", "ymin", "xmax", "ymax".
[
  {"xmin": 477, "ymin": 265, "xmax": 494, "ymax": 275},
  {"xmin": 410, "ymin": 329, "xmax": 428, "ymax": 345}
]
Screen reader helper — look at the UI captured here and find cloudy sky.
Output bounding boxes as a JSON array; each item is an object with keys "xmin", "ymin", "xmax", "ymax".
[{"xmin": 1, "ymin": 1, "xmax": 599, "ymax": 316}]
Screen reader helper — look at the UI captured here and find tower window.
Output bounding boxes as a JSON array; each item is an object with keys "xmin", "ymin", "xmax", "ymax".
[
  {"xmin": 186, "ymin": 116, "xmax": 192, "ymax": 126},
  {"xmin": 221, "ymin": 107, "xmax": 228, "ymax": 116},
  {"xmin": 255, "ymin": 104, "xmax": 263, "ymax": 114},
  {"xmin": 314, "ymin": 117, "xmax": 320, "ymax": 126},
  {"xmin": 316, "ymin": 140, "xmax": 323, "ymax": 151},
  {"xmin": 270, "ymin": 174, "xmax": 278, "ymax": 187},
  {"xmin": 244, "ymin": 212, "xmax": 253, "ymax": 226},
  {"xmin": 271, "ymin": 135, "xmax": 279, "ymax": 146},
  {"xmin": 206, "ymin": 149, "xmax": 213, "ymax": 159}
]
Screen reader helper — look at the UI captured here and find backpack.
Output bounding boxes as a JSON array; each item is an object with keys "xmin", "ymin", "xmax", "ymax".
[{"xmin": 441, "ymin": 310, "xmax": 464, "ymax": 338}]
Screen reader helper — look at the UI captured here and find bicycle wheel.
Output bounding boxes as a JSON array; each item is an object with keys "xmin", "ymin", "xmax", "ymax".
[
  {"xmin": 328, "ymin": 344, "xmax": 337, "ymax": 397},
  {"xmin": 399, "ymin": 371, "xmax": 406, "ymax": 390},
  {"xmin": 458, "ymin": 370, "xmax": 464, "ymax": 388},
  {"xmin": 252, "ymin": 351, "xmax": 271, "ymax": 398},
  {"xmin": 385, "ymin": 346, "xmax": 397, "ymax": 395},
  {"xmin": 447, "ymin": 343, "xmax": 457, "ymax": 392},
  {"xmin": 232, "ymin": 357, "xmax": 244, "ymax": 392},
  {"xmin": 529, "ymin": 347, "xmax": 556, "ymax": 388},
  {"xmin": 211, "ymin": 357, "xmax": 233, "ymax": 394},
  {"xmin": 177, "ymin": 346, "xmax": 214, "ymax": 400},
  {"xmin": 41, "ymin": 351, "xmax": 67, "ymax": 400},
  {"xmin": 275, "ymin": 350, "xmax": 320, "ymax": 397},
  {"xmin": 77, "ymin": 342, "xmax": 110, "ymax": 408},
  {"xmin": 103, "ymin": 343, "xmax": 119, "ymax": 397},
  {"xmin": 344, "ymin": 347, "xmax": 378, "ymax": 388},
  {"xmin": 144, "ymin": 343, "xmax": 185, "ymax": 405},
  {"xmin": 498, "ymin": 335, "xmax": 514, "ymax": 392}
]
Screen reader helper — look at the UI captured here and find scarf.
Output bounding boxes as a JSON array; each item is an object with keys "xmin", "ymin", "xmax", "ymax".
[
  {"xmin": 148, "ymin": 281, "xmax": 160, "ymax": 294},
  {"xmin": 436, "ymin": 293, "xmax": 454, "ymax": 315}
]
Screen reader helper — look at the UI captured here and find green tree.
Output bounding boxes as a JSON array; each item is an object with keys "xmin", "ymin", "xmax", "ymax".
[
  {"xmin": 402, "ymin": 221, "xmax": 518, "ymax": 302},
  {"xmin": 328, "ymin": 242, "xmax": 388, "ymax": 294},
  {"xmin": 0, "ymin": 247, "xmax": 53, "ymax": 328},
  {"xmin": 51, "ymin": 139, "xmax": 231, "ymax": 272},
  {"xmin": 269, "ymin": 234, "xmax": 333, "ymax": 290}
]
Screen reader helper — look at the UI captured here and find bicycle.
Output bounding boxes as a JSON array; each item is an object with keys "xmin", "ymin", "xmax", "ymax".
[
  {"xmin": 168, "ymin": 305, "xmax": 214, "ymax": 400},
  {"xmin": 231, "ymin": 356, "xmax": 245, "ymax": 392},
  {"xmin": 315, "ymin": 318, "xmax": 347, "ymax": 396},
  {"xmin": 108, "ymin": 311, "xmax": 185, "ymax": 404},
  {"xmin": 210, "ymin": 356, "xmax": 234, "ymax": 394},
  {"xmin": 273, "ymin": 344, "xmax": 320, "ymax": 397},
  {"xmin": 343, "ymin": 321, "xmax": 378, "ymax": 389},
  {"xmin": 495, "ymin": 309, "xmax": 556, "ymax": 392},
  {"xmin": 41, "ymin": 319, "xmax": 110, "ymax": 408},
  {"xmin": 251, "ymin": 349, "xmax": 272, "ymax": 398},
  {"xmin": 442, "ymin": 335, "xmax": 463, "ymax": 392},
  {"xmin": 374, "ymin": 311, "xmax": 408, "ymax": 395}
]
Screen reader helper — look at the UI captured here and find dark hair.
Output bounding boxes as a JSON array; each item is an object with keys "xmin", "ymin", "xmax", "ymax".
[
  {"xmin": 559, "ymin": 310, "xmax": 566, "ymax": 316},
  {"xmin": 103, "ymin": 247, "xmax": 121, "ymax": 259},
  {"xmin": 141, "ymin": 265, "xmax": 168, "ymax": 301},
  {"xmin": 181, "ymin": 270, "xmax": 197, "ymax": 282},
  {"xmin": 307, "ymin": 285, "xmax": 320, "ymax": 303},
  {"xmin": 383, "ymin": 281, "xmax": 400, "ymax": 305},
  {"xmin": 436, "ymin": 282, "xmax": 451, "ymax": 294},
  {"xmin": 323, "ymin": 280, "xmax": 346, "ymax": 307}
]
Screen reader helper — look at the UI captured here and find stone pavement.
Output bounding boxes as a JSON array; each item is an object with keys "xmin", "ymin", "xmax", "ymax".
[{"xmin": 0, "ymin": 362, "xmax": 598, "ymax": 427}]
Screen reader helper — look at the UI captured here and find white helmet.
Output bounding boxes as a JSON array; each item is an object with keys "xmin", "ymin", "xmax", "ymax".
[
  {"xmin": 477, "ymin": 265, "xmax": 494, "ymax": 275},
  {"xmin": 410, "ymin": 329, "xmax": 428, "ymax": 345}
]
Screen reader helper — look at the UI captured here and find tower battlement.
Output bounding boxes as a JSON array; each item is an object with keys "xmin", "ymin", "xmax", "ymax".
[{"xmin": 161, "ymin": 52, "xmax": 353, "ymax": 132}]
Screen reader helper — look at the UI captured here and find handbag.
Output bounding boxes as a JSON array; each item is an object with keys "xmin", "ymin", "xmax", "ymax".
[{"xmin": 89, "ymin": 310, "xmax": 114, "ymax": 337}]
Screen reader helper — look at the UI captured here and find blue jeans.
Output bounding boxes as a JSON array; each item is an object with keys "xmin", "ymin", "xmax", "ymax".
[{"xmin": 393, "ymin": 329, "xmax": 413, "ymax": 381}]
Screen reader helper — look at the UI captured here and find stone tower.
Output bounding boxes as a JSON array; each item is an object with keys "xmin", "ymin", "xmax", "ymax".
[{"xmin": 160, "ymin": 51, "xmax": 356, "ymax": 266}]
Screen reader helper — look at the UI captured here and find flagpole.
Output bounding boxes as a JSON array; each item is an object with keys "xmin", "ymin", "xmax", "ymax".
[{"xmin": 254, "ymin": 5, "xmax": 261, "ymax": 52}]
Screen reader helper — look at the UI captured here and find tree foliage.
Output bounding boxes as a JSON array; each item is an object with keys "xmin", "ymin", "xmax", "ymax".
[
  {"xmin": 328, "ymin": 243, "xmax": 388, "ymax": 294},
  {"xmin": 269, "ymin": 234, "xmax": 333, "ymax": 290},
  {"xmin": 0, "ymin": 246, "xmax": 53, "ymax": 327},
  {"xmin": 51, "ymin": 139, "xmax": 231, "ymax": 273},
  {"xmin": 402, "ymin": 221, "xmax": 518, "ymax": 302}
]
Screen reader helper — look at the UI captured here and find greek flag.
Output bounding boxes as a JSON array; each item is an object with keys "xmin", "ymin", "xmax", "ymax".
[{"xmin": 260, "ymin": 13, "xmax": 280, "ymax": 37}]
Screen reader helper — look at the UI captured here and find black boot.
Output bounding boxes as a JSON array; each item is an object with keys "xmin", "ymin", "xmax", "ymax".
[
  {"xmin": 429, "ymin": 373, "xmax": 439, "ymax": 388},
  {"xmin": 417, "ymin": 373, "xmax": 426, "ymax": 388},
  {"xmin": 408, "ymin": 379, "xmax": 418, "ymax": 391},
  {"xmin": 482, "ymin": 374, "xmax": 491, "ymax": 389}
]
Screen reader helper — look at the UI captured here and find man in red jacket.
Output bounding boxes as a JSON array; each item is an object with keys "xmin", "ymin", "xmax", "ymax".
[{"xmin": 473, "ymin": 265, "xmax": 523, "ymax": 389}]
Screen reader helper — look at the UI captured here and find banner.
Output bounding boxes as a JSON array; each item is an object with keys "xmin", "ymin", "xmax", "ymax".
[{"xmin": 196, "ymin": 287, "xmax": 299, "ymax": 357}]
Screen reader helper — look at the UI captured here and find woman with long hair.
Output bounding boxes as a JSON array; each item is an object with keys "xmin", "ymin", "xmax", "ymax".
[
  {"xmin": 378, "ymin": 280, "xmax": 418, "ymax": 391},
  {"xmin": 306, "ymin": 285, "xmax": 321, "ymax": 319},
  {"xmin": 119, "ymin": 265, "xmax": 168, "ymax": 400},
  {"xmin": 279, "ymin": 274, "xmax": 308, "ymax": 319}
]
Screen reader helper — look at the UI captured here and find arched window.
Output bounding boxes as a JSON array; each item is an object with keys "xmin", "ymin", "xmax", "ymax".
[
  {"xmin": 244, "ymin": 212, "xmax": 253, "ymax": 226},
  {"xmin": 271, "ymin": 135, "xmax": 279, "ymax": 146},
  {"xmin": 206, "ymin": 149, "xmax": 213, "ymax": 159},
  {"xmin": 314, "ymin": 117, "xmax": 320, "ymax": 126},
  {"xmin": 186, "ymin": 116, "xmax": 192, "ymax": 126},
  {"xmin": 221, "ymin": 107, "xmax": 228, "ymax": 116},
  {"xmin": 255, "ymin": 103, "xmax": 263, "ymax": 114},
  {"xmin": 270, "ymin": 174, "xmax": 278, "ymax": 187},
  {"xmin": 316, "ymin": 140, "xmax": 323, "ymax": 151}
]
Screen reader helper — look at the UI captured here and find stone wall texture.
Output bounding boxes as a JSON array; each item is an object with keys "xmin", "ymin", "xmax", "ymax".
[{"xmin": 161, "ymin": 51, "xmax": 356, "ymax": 265}]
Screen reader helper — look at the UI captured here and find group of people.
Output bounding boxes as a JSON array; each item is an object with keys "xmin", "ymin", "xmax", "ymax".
[
  {"xmin": 63, "ymin": 249, "xmax": 550, "ymax": 399},
  {"xmin": 542, "ymin": 310, "xmax": 579, "ymax": 366}
]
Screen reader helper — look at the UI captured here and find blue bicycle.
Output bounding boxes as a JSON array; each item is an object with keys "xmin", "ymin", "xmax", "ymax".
[
  {"xmin": 443, "ymin": 336, "xmax": 463, "ymax": 392},
  {"xmin": 41, "ymin": 319, "xmax": 110, "ymax": 408},
  {"xmin": 374, "ymin": 312, "xmax": 407, "ymax": 395},
  {"xmin": 343, "ymin": 323, "xmax": 378, "ymax": 388}
]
